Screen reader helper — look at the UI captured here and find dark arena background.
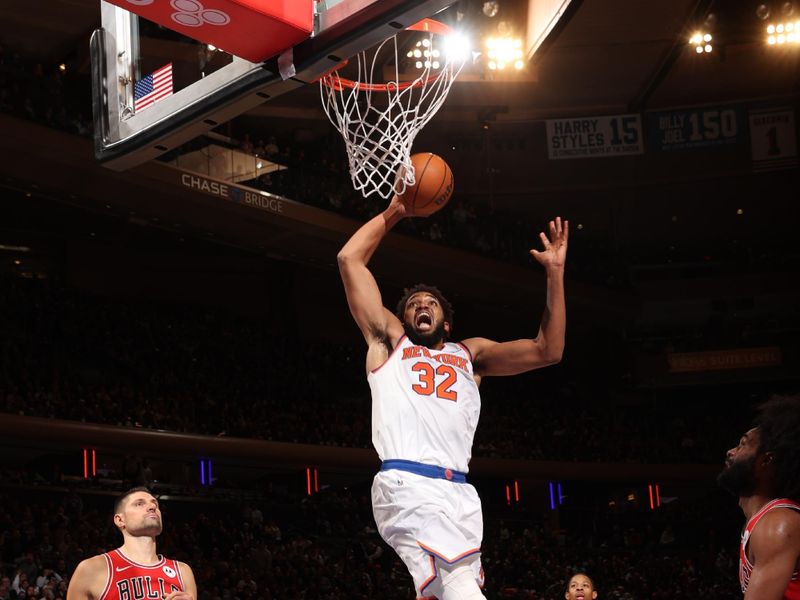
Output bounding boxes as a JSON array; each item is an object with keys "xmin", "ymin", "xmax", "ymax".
[{"xmin": 1, "ymin": 0, "xmax": 799, "ymax": 599}]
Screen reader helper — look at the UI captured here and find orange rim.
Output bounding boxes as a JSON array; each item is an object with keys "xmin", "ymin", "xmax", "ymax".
[{"xmin": 320, "ymin": 18, "xmax": 453, "ymax": 92}]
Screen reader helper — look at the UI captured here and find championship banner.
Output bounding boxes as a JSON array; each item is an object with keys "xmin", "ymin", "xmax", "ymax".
[
  {"xmin": 648, "ymin": 106, "xmax": 742, "ymax": 151},
  {"xmin": 546, "ymin": 113, "xmax": 643, "ymax": 159},
  {"xmin": 749, "ymin": 108, "xmax": 799, "ymax": 171}
]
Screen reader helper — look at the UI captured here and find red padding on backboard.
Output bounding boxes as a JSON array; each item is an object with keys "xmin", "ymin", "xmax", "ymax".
[{"xmin": 109, "ymin": 0, "xmax": 314, "ymax": 63}]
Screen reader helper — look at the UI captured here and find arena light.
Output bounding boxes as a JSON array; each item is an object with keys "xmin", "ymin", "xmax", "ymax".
[
  {"xmin": 306, "ymin": 467, "xmax": 319, "ymax": 495},
  {"xmin": 689, "ymin": 31, "xmax": 713, "ymax": 53},
  {"xmin": 767, "ymin": 21, "xmax": 800, "ymax": 44},
  {"xmin": 410, "ymin": 37, "xmax": 449, "ymax": 70},
  {"xmin": 486, "ymin": 36, "xmax": 525, "ymax": 70},
  {"xmin": 444, "ymin": 31, "xmax": 471, "ymax": 64},
  {"xmin": 83, "ymin": 448, "xmax": 96, "ymax": 479}
]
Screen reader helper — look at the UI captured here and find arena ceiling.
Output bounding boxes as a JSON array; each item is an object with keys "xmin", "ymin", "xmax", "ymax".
[{"xmin": 1, "ymin": 0, "xmax": 797, "ymax": 118}]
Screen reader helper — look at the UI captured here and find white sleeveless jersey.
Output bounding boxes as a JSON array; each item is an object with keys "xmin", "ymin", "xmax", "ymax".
[{"xmin": 368, "ymin": 335, "xmax": 481, "ymax": 473}]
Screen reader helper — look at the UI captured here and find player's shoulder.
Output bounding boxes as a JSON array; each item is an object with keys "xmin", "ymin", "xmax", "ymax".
[
  {"xmin": 752, "ymin": 505, "xmax": 800, "ymax": 547},
  {"xmin": 171, "ymin": 558, "xmax": 192, "ymax": 569},
  {"xmin": 75, "ymin": 554, "xmax": 109, "ymax": 574},
  {"xmin": 69, "ymin": 554, "xmax": 109, "ymax": 592},
  {"xmin": 458, "ymin": 337, "xmax": 493, "ymax": 358},
  {"xmin": 761, "ymin": 504, "xmax": 800, "ymax": 527}
]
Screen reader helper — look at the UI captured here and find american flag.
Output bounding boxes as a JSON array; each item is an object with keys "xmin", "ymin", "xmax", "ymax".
[{"xmin": 133, "ymin": 63, "xmax": 173, "ymax": 112}]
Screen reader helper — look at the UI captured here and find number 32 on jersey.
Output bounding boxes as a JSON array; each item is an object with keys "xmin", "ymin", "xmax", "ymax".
[{"xmin": 411, "ymin": 362, "xmax": 458, "ymax": 401}]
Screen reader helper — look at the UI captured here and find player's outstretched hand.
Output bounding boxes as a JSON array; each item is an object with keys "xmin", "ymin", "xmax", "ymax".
[{"xmin": 530, "ymin": 217, "xmax": 568, "ymax": 270}]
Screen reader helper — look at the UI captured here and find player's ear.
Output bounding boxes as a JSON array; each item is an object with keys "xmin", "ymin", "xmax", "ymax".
[
  {"xmin": 113, "ymin": 513, "xmax": 125, "ymax": 530},
  {"xmin": 592, "ymin": 592, "xmax": 598, "ymax": 600}
]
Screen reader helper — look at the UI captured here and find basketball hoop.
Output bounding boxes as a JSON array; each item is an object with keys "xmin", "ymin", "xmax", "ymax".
[{"xmin": 320, "ymin": 18, "xmax": 465, "ymax": 199}]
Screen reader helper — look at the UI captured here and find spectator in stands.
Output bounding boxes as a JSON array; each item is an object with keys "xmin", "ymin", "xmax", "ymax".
[{"xmin": 565, "ymin": 573, "xmax": 598, "ymax": 600}]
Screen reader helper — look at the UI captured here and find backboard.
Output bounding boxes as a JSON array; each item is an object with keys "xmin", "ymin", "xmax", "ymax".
[{"xmin": 91, "ymin": 0, "xmax": 459, "ymax": 170}]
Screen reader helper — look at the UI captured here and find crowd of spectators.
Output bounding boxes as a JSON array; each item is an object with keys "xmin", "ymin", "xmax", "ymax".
[
  {"xmin": 0, "ymin": 43, "xmax": 92, "ymax": 138},
  {"xmin": 0, "ymin": 475, "xmax": 742, "ymax": 600},
  {"xmin": 0, "ymin": 274, "xmax": 759, "ymax": 464}
]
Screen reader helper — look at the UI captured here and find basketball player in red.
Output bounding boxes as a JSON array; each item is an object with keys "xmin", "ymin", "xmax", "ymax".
[
  {"xmin": 338, "ymin": 194, "xmax": 567, "ymax": 600},
  {"xmin": 717, "ymin": 396, "xmax": 800, "ymax": 600},
  {"xmin": 66, "ymin": 488, "xmax": 197, "ymax": 600}
]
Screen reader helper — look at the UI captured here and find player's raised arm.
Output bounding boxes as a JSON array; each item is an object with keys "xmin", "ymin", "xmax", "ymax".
[
  {"xmin": 337, "ymin": 196, "xmax": 407, "ymax": 348},
  {"xmin": 465, "ymin": 217, "xmax": 568, "ymax": 377}
]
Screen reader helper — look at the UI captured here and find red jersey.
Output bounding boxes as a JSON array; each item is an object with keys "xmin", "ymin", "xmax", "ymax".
[
  {"xmin": 99, "ymin": 549, "xmax": 185, "ymax": 600},
  {"xmin": 740, "ymin": 498, "xmax": 800, "ymax": 599}
]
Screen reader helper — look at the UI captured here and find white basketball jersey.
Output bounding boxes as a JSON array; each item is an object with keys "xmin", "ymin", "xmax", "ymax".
[{"xmin": 368, "ymin": 335, "xmax": 481, "ymax": 473}]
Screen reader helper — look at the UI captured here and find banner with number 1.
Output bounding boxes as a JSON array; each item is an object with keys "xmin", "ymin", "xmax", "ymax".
[{"xmin": 749, "ymin": 108, "xmax": 798, "ymax": 172}]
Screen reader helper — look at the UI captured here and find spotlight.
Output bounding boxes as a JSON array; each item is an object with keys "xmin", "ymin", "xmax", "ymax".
[
  {"xmin": 689, "ymin": 31, "xmax": 713, "ymax": 52},
  {"xmin": 767, "ymin": 22, "xmax": 800, "ymax": 43},
  {"xmin": 58, "ymin": 63, "xmax": 66, "ymax": 72},
  {"xmin": 443, "ymin": 32, "xmax": 471, "ymax": 63},
  {"xmin": 484, "ymin": 36, "xmax": 524, "ymax": 70},
  {"xmin": 756, "ymin": 3, "xmax": 771, "ymax": 19}
]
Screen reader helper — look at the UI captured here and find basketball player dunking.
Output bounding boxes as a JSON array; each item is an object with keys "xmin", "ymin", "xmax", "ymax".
[
  {"xmin": 67, "ymin": 488, "xmax": 197, "ymax": 600},
  {"xmin": 717, "ymin": 396, "xmax": 800, "ymax": 600},
  {"xmin": 337, "ymin": 194, "xmax": 567, "ymax": 600}
]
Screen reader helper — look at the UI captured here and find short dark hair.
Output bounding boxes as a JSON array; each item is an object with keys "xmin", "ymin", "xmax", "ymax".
[
  {"xmin": 564, "ymin": 572, "xmax": 596, "ymax": 594},
  {"xmin": 755, "ymin": 395, "xmax": 800, "ymax": 499},
  {"xmin": 395, "ymin": 284, "xmax": 454, "ymax": 329},
  {"xmin": 114, "ymin": 487, "xmax": 154, "ymax": 514}
]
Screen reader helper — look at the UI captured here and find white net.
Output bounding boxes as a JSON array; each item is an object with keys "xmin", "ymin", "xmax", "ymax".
[{"xmin": 320, "ymin": 24, "xmax": 465, "ymax": 199}]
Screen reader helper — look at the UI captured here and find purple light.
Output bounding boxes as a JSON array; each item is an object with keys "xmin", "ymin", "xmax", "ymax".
[
  {"xmin": 558, "ymin": 482, "xmax": 563, "ymax": 504},
  {"xmin": 549, "ymin": 481, "xmax": 555, "ymax": 510},
  {"xmin": 200, "ymin": 460, "xmax": 206, "ymax": 486},
  {"xmin": 208, "ymin": 459, "xmax": 213, "ymax": 486}
]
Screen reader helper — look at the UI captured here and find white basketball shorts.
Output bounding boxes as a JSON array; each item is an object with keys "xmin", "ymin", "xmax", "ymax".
[{"xmin": 371, "ymin": 468, "xmax": 484, "ymax": 599}]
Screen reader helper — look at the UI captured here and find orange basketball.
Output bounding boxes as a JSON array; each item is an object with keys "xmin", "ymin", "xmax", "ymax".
[{"xmin": 399, "ymin": 153, "xmax": 454, "ymax": 217}]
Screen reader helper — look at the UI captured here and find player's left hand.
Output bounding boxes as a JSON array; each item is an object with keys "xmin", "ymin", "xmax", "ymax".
[
  {"xmin": 164, "ymin": 592, "xmax": 194, "ymax": 600},
  {"xmin": 530, "ymin": 217, "xmax": 568, "ymax": 270}
]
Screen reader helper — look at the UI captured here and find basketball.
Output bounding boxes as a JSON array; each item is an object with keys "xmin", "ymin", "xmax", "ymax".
[{"xmin": 398, "ymin": 153, "xmax": 454, "ymax": 217}]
